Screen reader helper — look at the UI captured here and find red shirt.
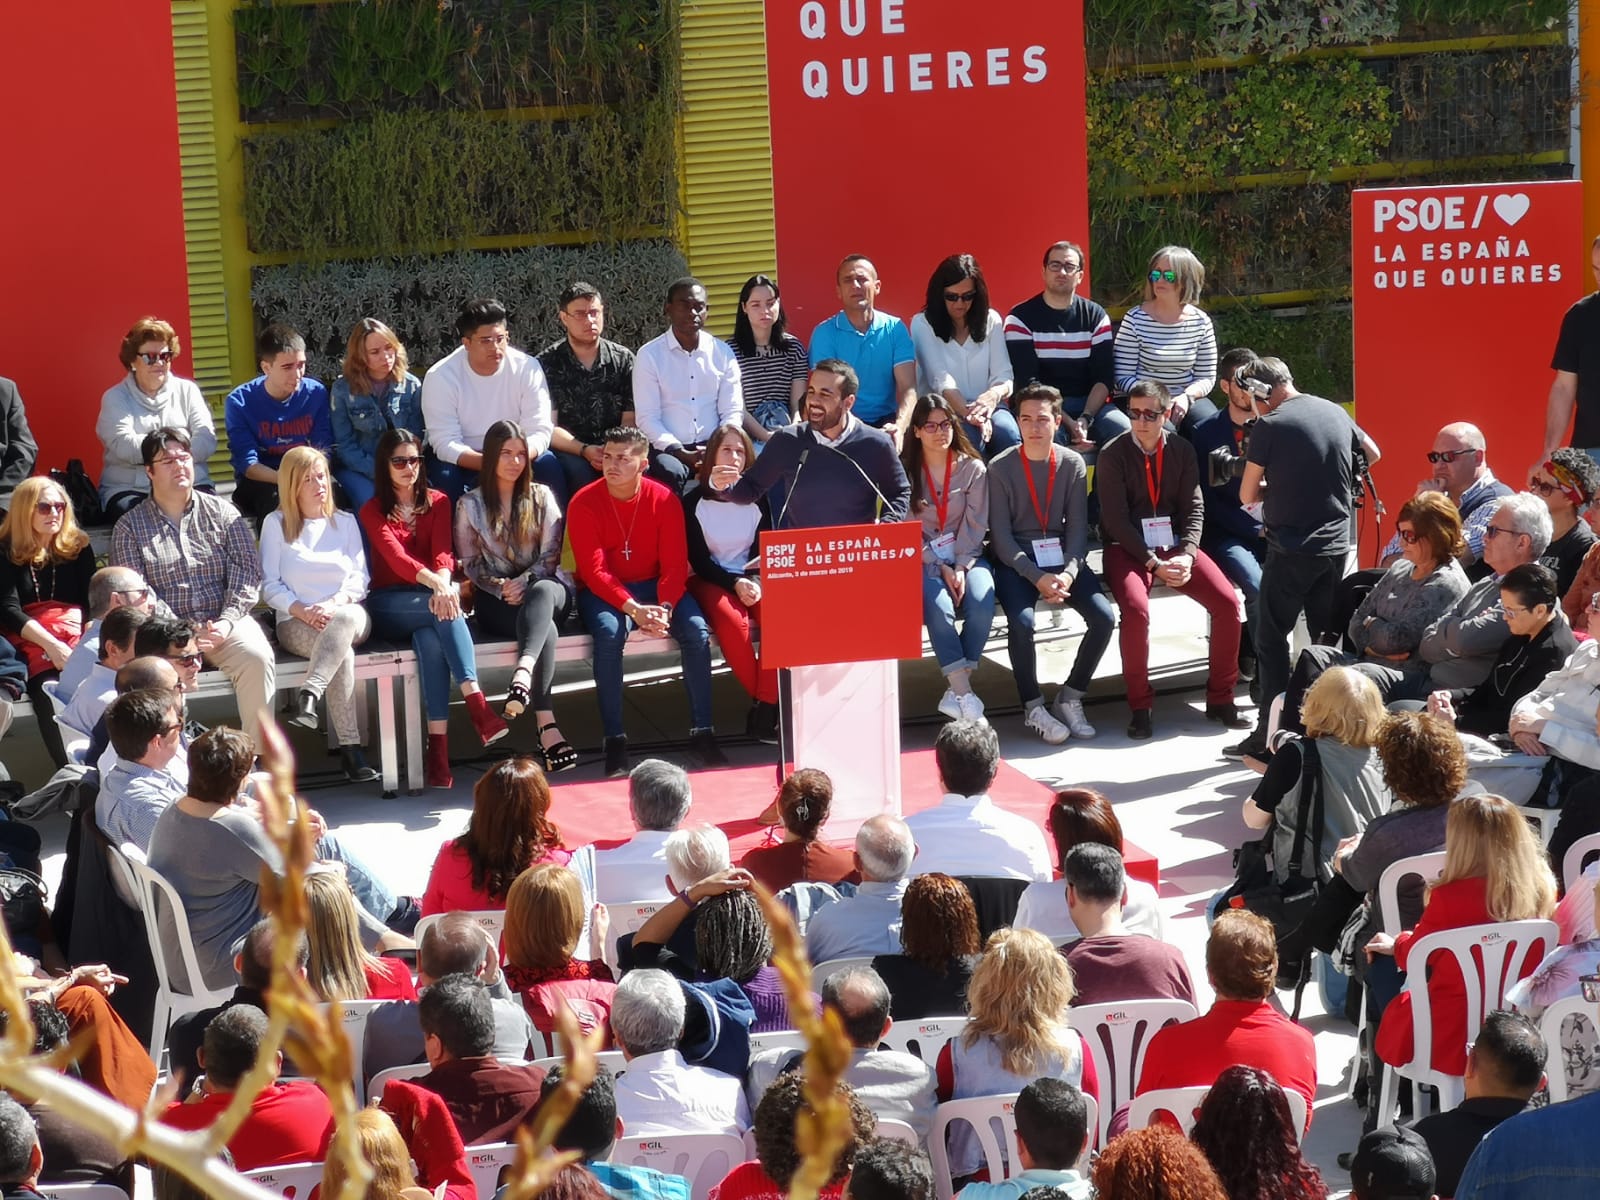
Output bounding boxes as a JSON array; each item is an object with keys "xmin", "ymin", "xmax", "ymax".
[
  {"xmin": 365, "ymin": 955, "xmax": 420, "ymax": 1001},
  {"xmin": 160, "ymin": 1080, "xmax": 336, "ymax": 1170},
  {"xmin": 709, "ymin": 1162, "xmax": 846, "ymax": 1200},
  {"xmin": 421, "ymin": 840, "xmax": 572, "ymax": 917},
  {"xmin": 1136, "ymin": 999, "xmax": 1317, "ymax": 1126},
  {"xmin": 360, "ymin": 491, "xmax": 455, "ymax": 590},
  {"xmin": 738, "ymin": 837, "xmax": 859, "ymax": 893},
  {"xmin": 567, "ymin": 477, "xmax": 689, "ymax": 608}
]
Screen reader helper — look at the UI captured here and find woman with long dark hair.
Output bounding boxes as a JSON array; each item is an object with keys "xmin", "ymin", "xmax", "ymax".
[
  {"xmin": 1191, "ymin": 1066, "xmax": 1327, "ymax": 1200},
  {"xmin": 453, "ymin": 418, "xmax": 575, "ymax": 769},
  {"xmin": 730, "ymin": 274, "xmax": 808, "ymax": 443},
  {"xmin": 909, "ymin": 254, "xmax": 1018, "ymax": 457}
]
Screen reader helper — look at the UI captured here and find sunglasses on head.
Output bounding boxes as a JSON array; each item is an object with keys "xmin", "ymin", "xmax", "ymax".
[
  {"xmin": 943, "ymin": 290, "xmax": 977, "ymax": 304},
  {"xmin": 1148, "ymin": 269, "xmax": 1178, "ymax": 283},
  {"xmin": 136, "ymin": 350, "xmax": 175, "ymax": 365}
]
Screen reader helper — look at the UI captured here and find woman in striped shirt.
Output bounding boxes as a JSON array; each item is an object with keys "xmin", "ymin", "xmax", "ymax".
[
  {"xmin": 731, "ymin": 274, "xmax": 809, "ymax": 443},
  {"xmin": 1112, "ymin": 245, "xmax": 1219, "ymax": 438}
]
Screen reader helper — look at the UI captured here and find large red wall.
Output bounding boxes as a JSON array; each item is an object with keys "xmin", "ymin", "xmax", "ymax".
[{"xmin": 0, "ymin": 2, "xmax": 193, "ymax": 477}]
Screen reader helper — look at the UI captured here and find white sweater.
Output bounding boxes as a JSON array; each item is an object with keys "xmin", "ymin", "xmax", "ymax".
[{"xmin": 259, "ymin": 511, "xmax": 369, "ymax": 618}]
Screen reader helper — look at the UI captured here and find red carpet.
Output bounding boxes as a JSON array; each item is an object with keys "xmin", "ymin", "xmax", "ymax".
[{"xmin": 547, "ymin": 748, "xmax": 1160, "ymax": 890}]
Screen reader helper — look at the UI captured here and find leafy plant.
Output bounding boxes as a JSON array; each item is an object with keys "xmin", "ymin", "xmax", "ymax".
[{"xmin": 1208, "ymin": 0, "xmax": 1400, "ymax": 58}]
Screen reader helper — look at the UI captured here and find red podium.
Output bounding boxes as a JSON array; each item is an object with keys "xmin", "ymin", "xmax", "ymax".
[{"xmin": 760, "ymin": 522, "xmax": 923, "ymax": 829}]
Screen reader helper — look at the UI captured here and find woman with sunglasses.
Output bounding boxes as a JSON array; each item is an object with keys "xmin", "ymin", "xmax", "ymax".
[
  {"xmin": 97, "ymin": 316, "xmax": 217, "ymax": 519},
  {"xmin": 453, "ymin": 419, "xmax": 576, "ymax": 771},
  {"xmin": 900, "ymin": 394, "xmax": 994, "ymax": 721},
  {"xmin": 909, "ymin": 255, "xmax": 1019, "ymax": 457},
  {"xmin": 0, "ymin": 477, "xmax": 95, "ymax": 766},
  {"xmin": 1527, "ymin": 447, "xmax": 1599, "ymax": 597},
  {"xmin": 330, "ymin": 318, "xmax": 424, "ymax": 513},
  {"xmin": 360, "ymin": 428, "xmax": 507, "ymax": 790},
  {"xmin": 1112, "ymin": 246, "xmax": 1219, "ymax": 438}
]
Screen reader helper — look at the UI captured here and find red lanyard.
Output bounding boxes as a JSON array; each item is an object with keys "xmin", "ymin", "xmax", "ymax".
[
  {"xmin": 1143, "ymin": 438, "xmax": 1165, "ymax": 514},
  {"xmin": 1023, "ymin": 452, "xmax": 1057, "ymax": 532},
  {"xmin": 923, "ymin": 454, "xmax": 954, "ymax": 530}
]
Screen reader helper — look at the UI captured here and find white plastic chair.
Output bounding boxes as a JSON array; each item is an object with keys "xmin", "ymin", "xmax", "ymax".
[
  {"xmin": 39, "ymin": 1186, "xmax": 134, "ymax": 1200},
  {"xmin": 1128, "ymin": 1083, "xmax": 1306, "ymax": 1141},
  {"xmin": 366, "ymin": 1060, "xmax": 434, "ymax": 1105},
  {"xmin": 610, "ymin": 1132, "xmax": 745, "ymax": 1200},
  {"xmin": 1376, "ymin": 918, "xmax": 1558, "ymax": 1127},
  {"xmin": 318, "ymin": 999, "xmax": 388, "ymax": 1099},
  {"xmin": 531, "ymin": 1049, "xmax": 627, "ymax": 1076},
  {"xmin": 878, "ymin": 1016, "xmax": 970, "ymax": 1066},
  {"xmin": 927, "ymin": 1094, "xmax": 1021, "ymax": 1200},
  {"xmin": 465, "ymin": 1141, "xmax": 519, "ymax": 1200},
  {"xmin": 1073, "ymin": 999, "xmax": 1198, "ymax": 1148},
  {"xmin": 1562, "ymin": 832, "xmax": 1600, "ymax": 893},
  {"xmin": 1518, "ymin": 805, "xmax": 1558, "ymax": 849},
  {"xmin": 415, "ymin": 909, "xmax": 506, "ymax": 953},
  {"xmin": 747, "ymin": 1029, "xmax": 808, "ymax": 1056},
  {"xmin": 241, "ymin": 1162, "xmax": 326, "ymax": 1199},
  {"xmin": 1538, "ymin": 992, "xmax": 1596, "ymax": 1104},
  {"xmin": 40, "ymin": 678, "xmax": 91, "ymax": 762},
  {"xmin": 603, "ymin": 899, "xmax": 666, "ymax": 974},
  {"xmin": 810, "ymin": 955, "xmax": 875, "ymax": 991},
  {"xmin": 115, "ymin": 846, "xmax": 235, "ymax": 1071},
  {"xmin": 874, "ymin": 1117, "xmax": 919, "ymax": 1144}
]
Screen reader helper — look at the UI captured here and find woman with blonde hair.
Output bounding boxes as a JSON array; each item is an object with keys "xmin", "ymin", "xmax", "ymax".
[
  {"xmin": 935, "ymin": 927, "xmax": 1100, "ymax": 1178},
  {"xmin": 0, "ymin": 476, "xmax": 94, "ymax": 765},
  {"xmin": 1370, "ymin": 792, "xmax": 1557, "ymax": 1084},
  {"xmin": 330, "ymin": 317, "xmax": 423, "ymax": 511},
  {"xmin": 1112, "ymin": 245, "xmax": 1218, "ymax": 437},
  {"xmin": 259, "ymin": 445, "xmax": 376, "ymax": 782},
  {"xmin": 323, "ymin": 1106, "xmax": 473, "ymax": 1200},
  {"xmin": 502, "ymin": 864, "xmax": 614, "ymax": 1042},
  {"xmin": 304, "ymin": 868, "xmax": 417, "ymax": 1003}
]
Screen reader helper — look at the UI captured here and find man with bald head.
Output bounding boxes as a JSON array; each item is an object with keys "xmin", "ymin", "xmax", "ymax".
[
  {"xmin": 809, "ymin": 256, "xmax": 918, "ymax": 444},
  {"xmin": 804, "ymin": 814, "xmax": 915, "ymax": 963},
  {"xmin": 56, "ymin": 566, "xmax": 154, "ymax": 702}
]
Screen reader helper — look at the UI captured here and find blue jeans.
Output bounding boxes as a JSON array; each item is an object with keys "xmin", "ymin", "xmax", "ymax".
[
  {"xmin": 315, "ymin": 834, "xmax": 398, "ymax": 931},
  {"xmin": 922, "ymin": 563, "xmax": 996, "ymax": 673},
  {"xmin": 531, "ymin": 450, "xmax": 569, "ymax": 510},
  {"xmin": 577, "ymin": 581, "xmax": 713, "ymax": 737},
  {"xmin": 1057, "ymin": 403, "xmax": 1133, "ymax": 448},
  {"xmin": 333, "ymin": 467, "xmax": 376, "ymax": 514},
  {"xmin": 366, "ymin": 586, "xmax": 479, "ymax": 722},
  {"xmin": 1203, "ymin": 533, "xmax": 1264, "ymax": 626},
  {"xmin": 963, "ymin": 407, "xmax": 1022, "ymax": 460},
  {"xmin": 428, "ymin": 456, "xmax": 475, "ymax": 501},
  {"xmin": 548, "ymin": 449, "xmax": 600, "ymax": 508},
  {"xmin": 992, "ymin": 559, "xmax": 1115, "ymax": 704}
]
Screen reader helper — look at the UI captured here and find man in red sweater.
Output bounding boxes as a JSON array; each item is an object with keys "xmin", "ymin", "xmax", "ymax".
[
  {"xmin": 1134, "ymin": 908, "xmax": 1316, "ymax": 1128},
  {"xmin": 160, "ymin": 1004, "xmax": 335, "ymax": 1169},
  {"xmin": 568, "ymin": 425, "xmax": 721, "ymax": 777}
]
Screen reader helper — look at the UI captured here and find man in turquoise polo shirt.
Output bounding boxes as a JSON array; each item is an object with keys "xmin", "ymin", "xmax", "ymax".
[{"xmin": 809, "ymin": 256, "xmax": 917, "ymax": 447}]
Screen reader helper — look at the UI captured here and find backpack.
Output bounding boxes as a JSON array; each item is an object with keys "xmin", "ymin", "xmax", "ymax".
[{"xmin": 50, "ymin": 460, "xmax": 104, "ymax": 527}]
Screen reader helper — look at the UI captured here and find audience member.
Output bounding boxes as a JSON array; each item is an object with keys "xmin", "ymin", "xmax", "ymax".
[
  {"xmin": 740, "ymin": 768, "xmax": 857, "ymax": 892},
  {"xmin": 541, "ymin": 282, "xmax": 637, "ymax": 503},
  {"xmin": 321, "ymin": 1107, "xmax": 463, "ymax": 1200},
  {"xmin": 57, "ymin": 604, "xmax": 147, "ymax": 740},
  {"xmin": 80, "ymin": 653, "xmax": 180, "ymax": 772},
  {"xmin": 955, "ymin": 1078, "xmax": 1090, "ymax": 1200},
  {"xmin": 421, "ymin": 297, "xmax": 554, "ymax": 501},
  {"xmin": 809, "ymin": 256, "xmax": 917, "ymax": 441},
  {"xmin": 96, "ymin": 686, "xmax": 186, "ymax": 849},
  {"xmin": 1062, "ymin": 844, "xmax": 1193, "ymax": 1006},
  {"xmin": 910, "ymin": 254, "xmax": 1018, "ymax": 457},
  {"xmin": 870, "ymin": 872, "xmax": 981, "ymax": 1019},
  {"xmin": 98, "ymin": 316, "xmax": 217, "ymax": 517},
  {"xmin": 533, "ymin": 1063, "xmax": 691, "ymax": 1200},
  {"xmin": 360, "ymin": 426, "xmax": 507, "ymax": 789},
  {"xmin": 1561, "ymin": 534, "xmax": 1600, "ymax": 636},
  {"xmin": 501, "ymin": 863, "xmax": 614, "ymax": 1041},
  {"xmin": 133, "ymin": 617, "xmax": 203, "ymax": 696},
  {"xmin": 0, "ymin": 376, "xmax": 39, "ymax": 516},
  {"xmin": 906, "ymin": 720, "xmax": 1050, "ymax": 880},
  {"xmin": 1508, "ymin": 882, "xmax": 1600, "ymax": 1101},
  {"xmin": 414, "ymin": 973, "xmax": 546, "ymax": 1145},
  {"xmin": 1014, "ymin": 789, "xmax": 1164, "ymax": 942},
  {"xmin": 1190, "ymin": 1066, "xmax": 1327, "ymax": 1200},
  {"xmin": 1505, "ymin": 631, "xmax": 1600, "ymax": 770},
  {"xmin": 610, "ymin": 969, "xmax": 750, "ymax": 1135},
  {"xmin": 730, "ymin": 274, "xmax": 808, "ymax": 443},
  {"xmin": 845, "ymin": 1140, "xmax": 933, "ymax": 1200},
  {"xmin": 1112, "ymin": 246, "xmax": 1220, "ymax": 438},
  {"xmin": 112, "ymin": 427, "xmax": 275, "ymax": 742},
  {"xmin": 988, "ymin": 384, "xmax": 1113, "ymax": 744},
  {"xmin": 1530, "ymin": 448, "xmax": 1599, "ymax": 593},
  {"xmin": 593, "ymin": 758, "xmax": 693, "ymax": 904},
  {"xmin": 453, "ymin": 418, "xmax": 575, "ymax": 764},
  {"xmin": 329, "ymin": 317, "xmax": 424, "ymax": 511},
  {"xmin": 1349, "ymin": 1127, "xmax": 1437, "ymax": 1200},
  {"xmin": 568, "ymin": 424, "xmax": 720, "ymax": 776},
  {"xmin": 0, "ymin": 1094, "xmax": 48, "ymax": 1200},
  {"xmin": 1, "ymin": 1002, "xmax": 125, "ymax": 1184},
  {"xmin": 1090, "ymin": 1125, "xmax": 1227, "ymax": 1200},
  {"xmin": 159, "ymin": 1004, "xmax": 336, "ymax": 1169},
  {"xmin": 805, "ymin": 815, "xmax": 914, "ymax": 963},
  {"xmin": 304, "ymin": 868, "xmax": 416, "ymax": 1002},
  {"xmin": 633, "ymin": 277, "xmax": 743, "ymax": 489},
  {"xmin": 710, "ymin": 1074, "xmax": 874, "ymax": 1200},
  {"xmin": 1452, "ymin": 1081, "xmax": 1600, "ymax": 1197},
  {"xmin": 223, "ymin": 323, "xmax": 333, "ymax": 521},
  {"xmin": 55, "ymin": 565, "xmax": 154, "ymax": 702},
  {"xmin": 422, "ymin": 756, "xmax": 570, "ymax": 916}
]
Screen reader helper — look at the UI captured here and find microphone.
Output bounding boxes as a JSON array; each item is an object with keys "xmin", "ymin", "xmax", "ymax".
[
  {"xmin": 814, "ymin": 437, "xmax": 900, "ymax": 522},
  {"xmin": 773, "ymin": 447, "xmax": 811, "ymax": 530}
]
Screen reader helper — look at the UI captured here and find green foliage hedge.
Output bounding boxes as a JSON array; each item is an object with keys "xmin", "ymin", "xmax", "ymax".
[{"xmin": 1212, "ymin": 303, "xmax": 1354, "ymax": 404}]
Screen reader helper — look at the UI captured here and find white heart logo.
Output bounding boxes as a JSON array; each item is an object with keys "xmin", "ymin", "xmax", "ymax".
[{"xmin": 1493, "ymin": 193, "xmax": 1531, "ymax": 227}]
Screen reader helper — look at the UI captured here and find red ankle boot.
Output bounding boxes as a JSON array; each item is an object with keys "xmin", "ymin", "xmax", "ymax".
[
  {"xmin": 465, "ymin": 691, "xmax": 509, "ymax": 746},
  {"xmin": 425, "ymin": 733, "xmax": 453, "ymax": 790}
]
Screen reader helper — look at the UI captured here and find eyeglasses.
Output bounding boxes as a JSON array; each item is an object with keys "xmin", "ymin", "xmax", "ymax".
[
  {"xmin": 1148, "ymin": 269, "xmax": 1178, "ymax": 283},
  {"xmin": 1396, "ymin": 527, "xmax": 1420, "ymax": 545},
  {"xmin": 159, "ymin": 722, "xmax": 184, "ymax": 737},
  {"xmin": 1129, "ymin": 409, "xmax": 1165, "ymax": 423},
  {"xmin": 1527, "ymin": 478, "xmax": 1561, "ymax": 496},
  {"xmin": 389, "ymin": 455, "xmax": 423, "ymax": 469},
  {"xmin": 1426, "ymin": 448, "xmax": 1480, "ymax": 464},
  {"xmin": 919, "ymin": 420, "xmax": 953, "ymax": 433},
  {"xmin": 152, "ymin": 451, "xmax": 193, "ymax": 467},
  {"xmin": 136, "ymin": 351, "xmax": 175, "ymax": 365},
  {"xmin": 167, "ymin": 652, "xmax": 204, "ymax": 668},
  {"xmin": 34, "ymin": 501, "xmax": 66, "ymax": 515},
  {"xmin": 943, "ymin": 290, "xmax": 977, "ymax": 304},
  {"xmin": 1484, "ymin": 524, "xmax": 1522, "ymax": 540},
  {"xmin": 114, "ymin": 587, "xmax": 150, "ymax": 604},
  {"xmin": 1499, "ymin": 602, "xmax": 1531, "ymax": 618},
  {"xmin": 1046, "ymin": 261, "xmax": 1082, "ymax": 274}
]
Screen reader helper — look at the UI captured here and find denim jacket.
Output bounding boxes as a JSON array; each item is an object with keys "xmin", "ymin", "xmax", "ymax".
[
  {"xmin": 330, "ymin": 372, "xmax": 424, "ymax": 479},
  {"xmin": 1455, "ymin": 1089, "xmax": 1600, "ymax": 1198}
]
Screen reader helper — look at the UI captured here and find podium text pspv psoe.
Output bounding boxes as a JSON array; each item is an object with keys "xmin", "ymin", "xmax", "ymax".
[{"xmin": 760, "ymin": 522, "xmax": 923, "ymax": 830}]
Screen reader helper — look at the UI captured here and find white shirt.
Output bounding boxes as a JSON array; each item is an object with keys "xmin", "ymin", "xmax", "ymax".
[
  {"xmin": 59, "ymin": 662, "xmax": 116, "ymax": 740},
  {"xmin": 613, "ymin": 1049, "xmax": 750, "ymax": 1136},
  {"xmin": 591, "ymin": 830, "xmax": 676, "ymax": 905},
  {"xmin": 910, "ymin": 310, "xmax": 1013, "ymax": 401},
  {"xmin": 804, "ymin": 879, "xmax": 909, "ymax": 963},
  {"xmin": 1012, "ymin": 876, "xmax": 1168, "ymax": 943},
  {"xmin": 421, "ymin": 345, "xmax": 553, "ymax": 464},
  {"xmin": 259, "ymin": 512, "xmax": 369, "ymax": 618},
  {"xmin": 904, "ymin": 793, "xmax": 1052, "ymax": 882},
  {"xmin": 632, "ymin": 330, "xmax": 743, "ymax": 451}
]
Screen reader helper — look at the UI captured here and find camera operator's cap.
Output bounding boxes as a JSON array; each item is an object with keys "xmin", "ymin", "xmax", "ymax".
[{"xmin": 1351, "ymin": 1127, "xmax": 1436, "ymax": 1200}]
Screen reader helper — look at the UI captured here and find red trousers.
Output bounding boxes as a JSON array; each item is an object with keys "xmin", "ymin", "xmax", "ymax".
[
  {"xmin": 56, "ymin": 984, "xmax": 157, "ymax": 1109},
  {"xmin": 687, "ymin": 577, "xmax": 779, "ymax": 704},
  {"xmin": 1102, "ymin": 543, "xmax": 1243, "ymax": 710}
]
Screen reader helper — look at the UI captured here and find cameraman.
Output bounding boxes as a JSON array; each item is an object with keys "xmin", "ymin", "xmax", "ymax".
[{"xmin": 1193, "ymin": 347, "xmax": 1269, "ymax": 691}]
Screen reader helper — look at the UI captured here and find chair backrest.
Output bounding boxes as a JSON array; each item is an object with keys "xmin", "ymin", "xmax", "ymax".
[
  {"xmin": 318, "ymin": 999, "xmax": 389, "ymax": 1098},
  {"xmin": 1127, "ymin": 1086, "xmax": 1211, "ymax": 1136},
  {"xmin": 1377, "ymin": 851, "xmax": 1447, "ymax": 934},
  {"xmin": 414, "ymin": 909, "xmax": 506, "ymax": 956},
  {"xmin": 878, "ymin": 1015, "xmax": 970, "ymax": 1065},
  {"xmin": 121, "ymin": 847, "xmax": 233, "ymax": 1006},
  {"xmin": 602, "ymin": 900, "xmax": 667, "ymax": 973},
  {"xmin": 1563, "ymin": 833, "xmax": 1600, "ymax": 894},
  {"xmin": 810, "ymin": 955, "xmax": 875, "ymax": 991},
  {"xmin": 926, "ymin": 1094, "xmax": 1021, "ymax": 1200},
  {"xmin": 1072, "ymin": 998, "xmax": 1198, "ymax": 1149},
  {"xmin": 1538, "ymin": 992, "xmax": 1597, "ymax": 1104},
  {"xmin": 366, "ymin": 1060, "xmax": 434, "ymax": 1105},
  {"xmin": 611, "ymin": 1132, "xmax": 746, "ymax": 1200},
  {"xmin": 1517, "ymin": 805, "xmax": 1558, "ymax": 849},
  {"xmin": 241, "ymin": 1162, "xmax": 327, "ymax": 1200},
  {"xmin": 465, "ymin": 1141, "xmax": 520, "ymax": 1200},
  {"xmin": 531, "ymin": 1049, "xmax": 628, "ymax": 1076},
  {"xmin": 874, "ymin": 1117, "xmax": 919, "ymax": 1144},
  {"xmin": 747, "ymin": 1029, "xmax": 808, "ymax": 1056},
  {"xmin": 39, "ymin": 1187, "xmax": 133, "ymax": 1200},
  {"xmin": 1397, "ymin": 918, "xmax": 1559, "ymax": 1090}
]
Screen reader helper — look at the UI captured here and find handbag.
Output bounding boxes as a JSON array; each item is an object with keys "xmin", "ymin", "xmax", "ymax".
[
  {"xmin": 0, "ymin": 866, "xmax": 48, "ymax": 946},
  {"xmin": 5, "ymin": 600, "xmax": 82, "ymax": 677},
  {"xmin": 49, "ymin": 459, "xmax": 104, "ymax": 528}
]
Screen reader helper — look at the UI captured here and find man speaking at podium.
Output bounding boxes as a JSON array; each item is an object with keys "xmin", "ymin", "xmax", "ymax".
[{"xmin": 708, "ymin": 359, "xmax": 910, "ymax": 527}]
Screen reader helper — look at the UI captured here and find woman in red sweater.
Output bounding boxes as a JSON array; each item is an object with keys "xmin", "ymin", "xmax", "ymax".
[
  {"xmin": 360, "ymin": 428, "xmax": 506, "ymax": 789},
  {"xmin": 1371, "ymin": 792, "xmax": 1557, "ymax": 1078},
  {"xmin": 305, "ymin": 869, "xmax": 417, "ymax": 1002},
  {"xmin": 502, "ymin": 864, "xmax": 615, "ymax": 1044},
  {"xmin": 739, "ymin": 768, "xmax": 858, "ymax": 892}
]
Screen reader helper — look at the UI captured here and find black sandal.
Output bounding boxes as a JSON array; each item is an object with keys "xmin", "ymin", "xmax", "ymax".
[
  {"xmin": 503, "ymin": 671, "xmax": 531, "ymax": 720},
  {"xmin": 539, "ymin": 722, "xmax": 578, "ymax": 773}
]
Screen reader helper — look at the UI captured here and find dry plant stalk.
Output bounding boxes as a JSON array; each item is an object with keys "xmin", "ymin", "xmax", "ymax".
[
  {"xmin": 751, "ymin": 881, "xmax": 854, "ymax": 1200},
  {"xmin": 496, "ymin": 1002, "xmax": 605, "ymax": 1200}
]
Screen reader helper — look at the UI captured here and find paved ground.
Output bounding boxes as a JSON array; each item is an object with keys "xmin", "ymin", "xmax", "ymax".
[{"xmin": 6, "ymin": 581, "xmax": 1364, "ymax": 1193}]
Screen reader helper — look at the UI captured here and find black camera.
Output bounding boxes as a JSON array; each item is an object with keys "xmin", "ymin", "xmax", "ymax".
[{"xmin": 1207, "ymin": 423, "xmax": 1254, "ymax": 487}]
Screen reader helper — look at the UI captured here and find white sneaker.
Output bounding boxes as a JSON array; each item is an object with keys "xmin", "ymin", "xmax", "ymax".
[
  {"xmin": 0, "ymin": 696, "xmax": 11, "ymax": 741},
  {"xmin": 1053, "ymin": 694, "xmax": 1097, "ymax": 739},
  {"xmin": 957, "ymin": 692, "xmax": 987, "ymax": 723},
  {"xmin": 1025, "ymin": 704, "xmax": 1071, "ymax": 745},
  {"xmin": 937, "ymin": 689, "xmax": 964, "ymax": 720}
]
